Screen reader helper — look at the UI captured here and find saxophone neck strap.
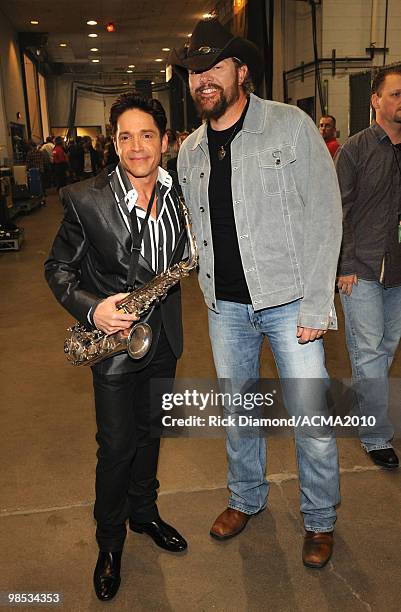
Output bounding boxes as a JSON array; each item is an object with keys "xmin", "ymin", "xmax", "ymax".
[
  {"xmin": 126, "ymin": 184, "xmax": 157, "ymax": 292},
  {"xmin": 169, "ymin": 170, "xmax": 183, "ymax": 200},
  {"xmin": 169, "ymin": 170, "xmax": 186, "ymax": 225}
]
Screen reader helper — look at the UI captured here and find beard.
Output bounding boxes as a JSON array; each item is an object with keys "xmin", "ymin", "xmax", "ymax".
[{"xmin": 193, "ymin": 74, "xmax": 240, "ymax": 121}]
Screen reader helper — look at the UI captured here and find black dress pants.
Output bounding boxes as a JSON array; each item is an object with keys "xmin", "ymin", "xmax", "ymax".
[{"xmin": 92, "ymin": 328, "xmax": 176, "ymax": 552}]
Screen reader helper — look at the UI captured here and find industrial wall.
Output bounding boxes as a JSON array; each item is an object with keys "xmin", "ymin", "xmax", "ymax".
[
  {"xmin": 279, "ymin": 0, "xmax": 401, "ymax": 142},
  {"xmin": 0, "ymin": 8, "xmax": 26, "ymax": 161}
]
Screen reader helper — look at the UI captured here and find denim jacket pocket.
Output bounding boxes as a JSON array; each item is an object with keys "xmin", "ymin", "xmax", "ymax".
[
  {"xmin": 258, "ymin": 145, "xmax": 296, "ymax": 195},
  {"xmin": 178, "ymin": 166, "xmax": 191, "ymax": 187},
  {"xmin": 178, "ymin": 166, "xmax": 205, "ymax": 189}
]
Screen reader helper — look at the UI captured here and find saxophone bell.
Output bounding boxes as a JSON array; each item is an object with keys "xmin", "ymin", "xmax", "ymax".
[{"xmin": 127, "ymin": 322, "xmax": 153, "ymax": 359}]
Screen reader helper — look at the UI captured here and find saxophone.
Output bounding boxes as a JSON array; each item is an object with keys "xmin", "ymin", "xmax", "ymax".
[{"xmin": 64, "ymin": 194, "xmax": 198, "ymax": 366}]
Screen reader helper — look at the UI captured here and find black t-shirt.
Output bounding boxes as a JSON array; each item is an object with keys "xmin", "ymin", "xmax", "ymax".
[{"xmin": 207, "ymin": 100, "xmax": 251, "ymax": 303}]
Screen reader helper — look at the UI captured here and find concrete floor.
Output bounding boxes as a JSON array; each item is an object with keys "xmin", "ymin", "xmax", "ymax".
[{"xmin": 0, "ymin": 191, "xmax": 400, "ymax": 612}]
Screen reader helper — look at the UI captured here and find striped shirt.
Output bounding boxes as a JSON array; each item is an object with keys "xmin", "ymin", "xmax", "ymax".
[{"xmin": 110, "ymin": 163, "xmax": 181, "ymax": 273}]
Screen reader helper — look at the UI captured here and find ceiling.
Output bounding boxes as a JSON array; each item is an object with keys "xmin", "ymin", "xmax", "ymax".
[{"xmin": 0, "ymin": 0, "xmax": 216, "ymax": 84}]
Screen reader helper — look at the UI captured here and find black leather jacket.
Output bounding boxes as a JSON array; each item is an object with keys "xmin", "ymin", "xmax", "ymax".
[{"xmin": 45, "ymin": 169, "xmax": 185, "ymax": 374}]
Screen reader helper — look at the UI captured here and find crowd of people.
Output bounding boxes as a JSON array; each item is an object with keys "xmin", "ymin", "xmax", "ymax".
[{"xmin": 24, "ymin": 134, "xmax": 118, "ymax": 192}]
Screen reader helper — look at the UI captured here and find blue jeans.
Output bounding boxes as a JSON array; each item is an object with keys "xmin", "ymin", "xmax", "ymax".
[
  {"xmin": 208, "ymin": 299, "xmax": 339, "ymax": 533},
  {"xmin": 340, "ymin": 279, "xmax": 401, "ymax": 451}
]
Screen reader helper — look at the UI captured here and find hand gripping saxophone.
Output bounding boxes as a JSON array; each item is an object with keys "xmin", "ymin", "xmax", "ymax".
[{"xmin": 64, "ymin": 195, "xmax": 198, "ymax": 366}]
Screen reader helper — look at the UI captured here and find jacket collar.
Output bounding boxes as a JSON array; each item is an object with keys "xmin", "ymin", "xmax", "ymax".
[
  {"xmin": 242, "ymin": 93, "xmax": 266, "ymax": 133},
  {"xmin": 191, "ymin": 122, "xmax": 207, "ymax": 150},
  {"xmin": 190, "ymin": 93, "xmax": 266, "ymax": 150},
  {"xmin": 89, "ymin": 168, "xmax": 131, "ymax": 257},
  {"xmin": 92, "ymin": 167, "xmax": 113, "ymax": 190}
]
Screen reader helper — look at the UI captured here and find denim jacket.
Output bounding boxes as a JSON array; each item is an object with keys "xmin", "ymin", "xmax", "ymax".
[{"xmin": 178, "ymin": 94, "xmax": 342, "ymax": 330}]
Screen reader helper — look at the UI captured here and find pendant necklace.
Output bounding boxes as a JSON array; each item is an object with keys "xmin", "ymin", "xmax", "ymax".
[{"xmin": 216, "ymin": 122, "xmax": 242, "ymax": 161}]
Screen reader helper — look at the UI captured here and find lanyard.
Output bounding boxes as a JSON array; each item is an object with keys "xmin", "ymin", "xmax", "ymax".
[{"xmin": 122, "ymin": 185, "xmax": 156, "ymax": 291}]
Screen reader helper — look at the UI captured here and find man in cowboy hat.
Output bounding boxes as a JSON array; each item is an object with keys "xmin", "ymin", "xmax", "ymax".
[{"xmin": 170, "ymin": 17, "xmax": 342, "ymax": 568}]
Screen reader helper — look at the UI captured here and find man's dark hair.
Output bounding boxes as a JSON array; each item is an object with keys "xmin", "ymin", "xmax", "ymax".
[
  {"xmin": 109, "ymin": 92, "xmax": 167, "ymax": 139},
  {"xmin": 320, "ymin": 115, "xmax": 336, "ymax": 126},
  {"xmin": 371, "ymin": 66, "xmax": 401, "ymax": 96}
]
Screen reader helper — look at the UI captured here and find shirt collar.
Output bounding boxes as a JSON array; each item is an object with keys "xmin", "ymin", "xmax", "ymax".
[
  {"xmin": 158, "ymin": 165, "xmax": 172, "ymax": 189},
  {"xmin": 370, "ymin": 121, "xmax": 391, "ymax": 143}
]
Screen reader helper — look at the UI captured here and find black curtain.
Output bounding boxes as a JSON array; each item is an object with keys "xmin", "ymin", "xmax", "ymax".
[
  {"xmin": 169, "ymin": 72, "xmax": 200, "ymax": 132},
  {"xmin": 246, "ymin": 0, "xmax": 274, "ymax": 99},
  {"xmin": 168, "ymin": 72, "xmax": 185, "ymax": 132},
  {"xmin": 349, "ymin": 72, "xmax": 372, "ymax": 136}
]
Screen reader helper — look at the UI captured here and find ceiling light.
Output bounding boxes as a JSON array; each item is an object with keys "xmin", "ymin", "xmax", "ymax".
[
  {"xmin": 122, "ymin": 81, "xmax": 128, "ymax": 85},
  {"xmin": 126, "ymin": 70, "xmax": 133, "ymax": 73},
  {"xmin": 88, "ymin": 33, "xmax": 98, "ymax": 38},
  {"xmin": 92, "ymin": 59, "xmax": 100, "ymax": 63},
  {"xmin": 30, "ymin": 20, "xmax": 39, "ymax": 25},
  {"xmin": 151, "ymin": 81, "xmax": 155, "ymax": 85},
  {"xmin": 155, "ymin": 58, "xmax": 163, "ymax": 62},
  {"xmin": 90, "ymin": 47, "xmax": 99, "ymax": 52},
  {"xmin": 203, "ymin": 13, "xmax": 213, "ymax": 19},
  {"xmin": 128, "ymin": 64, "xmax": 135, "ymax": 68},
  {"xmin": 162, "ymin": 48, "xmax": 170, "ymax": 52},
  {"xmin": 187, "ymin": 34, "xmax": 192, "ymax": 37},
  {"xmin": 87, "ymin": 20, "xmax": 98, "ymax": 25},
  {"xmin": 160, "ymin": 69, "xmax": 165, "ymax": 73},
  {"xmin": 106, "ymin": 22, "xmax": 115, "ymax": 32},
  {"xmin": 59, "ymin": 43, "xmax": 67, "ymax": 47}
]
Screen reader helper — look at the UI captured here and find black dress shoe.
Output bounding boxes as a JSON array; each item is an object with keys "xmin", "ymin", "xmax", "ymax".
[
  {"xmin": 368, "ymin": 448, "xmax": 399, "ymax": 469},
  {"xmin": 93, "ymin": 551, "xmax": 122, "ymax": 602},
  {"xmin": 129, "ymin": 517, "xmax": 187, "ymax": 552}
]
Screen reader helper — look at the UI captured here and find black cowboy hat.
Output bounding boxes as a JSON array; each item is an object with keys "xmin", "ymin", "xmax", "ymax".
[{"xmin": 168, "ymin": 17, "xmax": 263, "ymax": 83}]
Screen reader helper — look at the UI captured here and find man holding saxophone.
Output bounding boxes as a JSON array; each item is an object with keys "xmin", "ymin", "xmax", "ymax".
[{"xmin": 45, "ymin": 94, "xmax": 188, "ymax": 602}]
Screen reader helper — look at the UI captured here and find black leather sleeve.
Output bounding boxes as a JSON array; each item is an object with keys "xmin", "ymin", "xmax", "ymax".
[{"xmin": 44, "ymin": 187, "xmax": 102, "ymax": 325}]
